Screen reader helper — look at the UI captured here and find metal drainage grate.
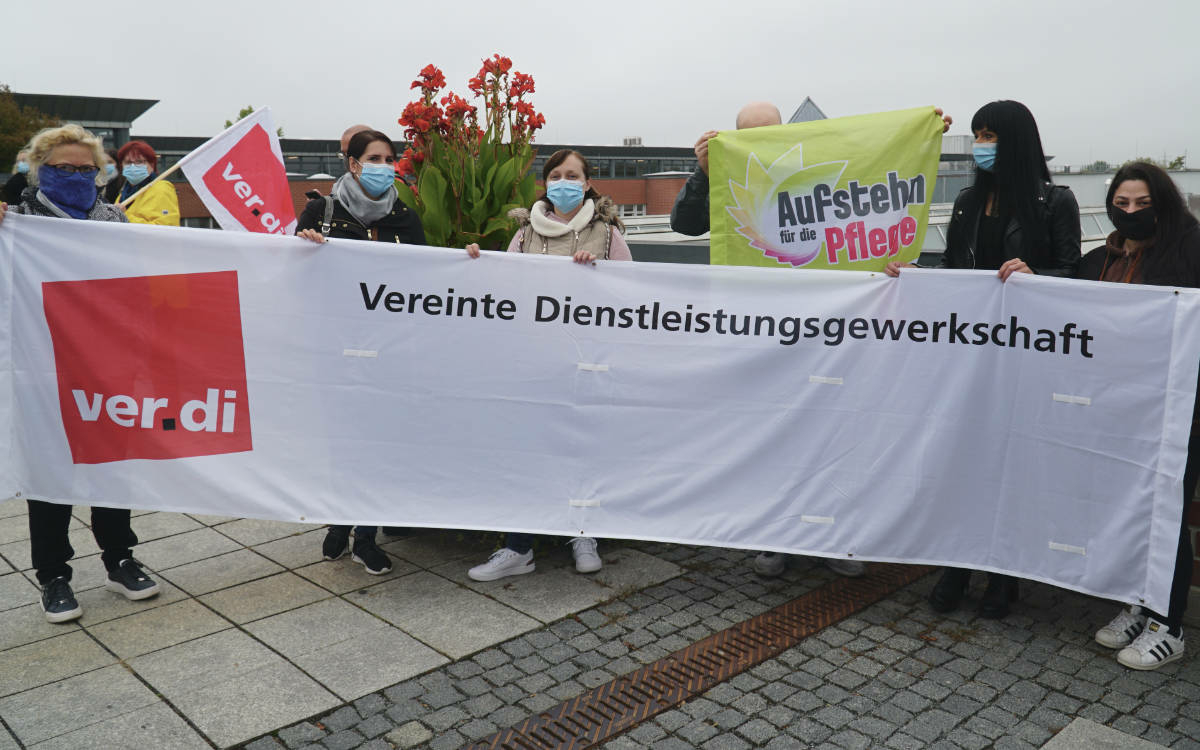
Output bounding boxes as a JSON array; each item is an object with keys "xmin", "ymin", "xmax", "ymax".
[{"xmin": 465, "ymin": 563, "xmax": 935, "ymax": 750}]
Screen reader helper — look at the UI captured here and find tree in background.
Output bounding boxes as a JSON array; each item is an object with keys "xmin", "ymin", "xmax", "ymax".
[
  {"xmin": 0, "ymin": 84, "xmax": 59, "ymax": 170},
  {"xmin": 1082, "ymin": 160, "xmax": 1110, "ymax": 173},
  {"xmin": 225, "ymin": 106, "xmax": 283, "ymax": 138},
  {"xmin": 1127, "ymin": 155, "xmax": 1187, "ymax": 170},
  {"xmin": 395, "ymin": 54, "xmax": 545, "ymax": 249}
]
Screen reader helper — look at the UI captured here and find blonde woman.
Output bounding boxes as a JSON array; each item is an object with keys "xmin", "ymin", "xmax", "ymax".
[{"xmin": 0, "ymin": 125, "xmax": 156, "ymax": 624}]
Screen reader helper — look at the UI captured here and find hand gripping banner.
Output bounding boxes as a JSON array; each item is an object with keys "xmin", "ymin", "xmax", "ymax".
[
  {"xmin": 0, "ymin": 214, "xmax": 1197, "ymax": 614},
  {"xmin": 709, "ymin": 107, "xmax": 943, "ymax": 271}
]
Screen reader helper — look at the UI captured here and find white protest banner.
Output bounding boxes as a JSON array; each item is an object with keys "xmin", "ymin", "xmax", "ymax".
[
  {"xmin": 1, "ymin": 214, "xmax": 1196, "ymax": 614},
  {"xmin": 176, "ymin": 107, "xmax": 296, "ymax": 235}
]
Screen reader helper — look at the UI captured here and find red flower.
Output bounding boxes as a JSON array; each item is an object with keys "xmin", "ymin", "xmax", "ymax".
[{"xmin": 508, "ymin": 72, "xmax": 535, "ymax": 98}]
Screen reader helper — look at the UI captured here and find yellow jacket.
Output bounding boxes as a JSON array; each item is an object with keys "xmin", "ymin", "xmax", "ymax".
[{"xmin": 124, "ymin": 180, "xmax": 180, "ymax": 226}]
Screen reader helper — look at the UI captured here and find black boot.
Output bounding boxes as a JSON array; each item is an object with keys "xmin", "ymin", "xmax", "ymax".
[
  {"xmin": 929, "ymin": 568, "xmax": 970, "ymax": 613},
  {"xmin": 978, "ymin": 574, "xmax": 1018, "ymax": 619}
]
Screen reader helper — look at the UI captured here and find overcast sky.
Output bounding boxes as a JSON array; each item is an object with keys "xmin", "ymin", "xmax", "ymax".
[{"xmin": 3, "ymin": 0, "xmax": 1196, "ymax": 169}]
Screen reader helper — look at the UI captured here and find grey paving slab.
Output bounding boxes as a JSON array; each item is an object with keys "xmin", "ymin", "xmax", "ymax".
[
  {"xmin": 158, "ymin": 547, "xmax": 285, "ymax": 595},
  {"xmin": 252, "ymin": 527, "xmax": 328, "ymax": 568},
  {"xmin": 0, "ymin": 664, "xmax": 158, "ymax": 745},
  {"xmin": 128, "ymin": 629, "xmax": 278, "ymax": 696},
  {"xmin": 245, "ymin": 600, "xmax": 447, "ymax": 700},
  {"xmin": 0, "ymin": 726, "xmax": 16, "ymax": 750},
  {"xmin": 432, "ymin": 555, "xmax": 616, "ymax": 624},
  {"xmin": 292, "ymin": 625, "xmax": 448, "ymax": 701},
  {"xmin": 133, "ymin": 526, "xmax": 241, "ymax": 570},
  {"xmin": 1041, "ymin": 717, "xmax": 1166, "ymax": 749},
  {"xmin": 0, "ymin": 537, "xmax": 30, "ymax": 571},
  {"xmin": 0, "ymin": 497, "xmax": 26, "ymax": 519},
  {"xmin": 128, "ymin": 511, "xmax": 204, "ymax": 542},
  {"xmin": 381, "ymin": 530, "xmax": 497, "ymax": 569},
  {"xmin": 0, "ymin": 514, "xmax": 29, "ymax": 545},
  {"xmin": 0, "ymin": 630, "xmax": 114, "ymax": 697},
  {"xmin": 0, "ymin": 603, "xmax": 80, "ymax": 652},
  {"xmin": 351, "ymin": 570, "xmax": 540, "ymax": 658},
  {"xmin": 0, "ymin": 554, "xmax": 11, "ymax": 574},
  {"xmin": 295, "ymin": 556, "xmax": 420, "ymax": 594},
  {"xmin": 213, "ymin": 517, "xmax": 321, "ymax": 546},
  {"xmin": 87, "ymin": 599, "xmax": 232, "ymax": 659},
  {"xmin": 27, "ymin": 702, "xmax": 210, "ymax": 750},
  {"xmin": 198, "ymin": 571, "xmax": 330, "ymax": 623},
  {"xmin": 169, "ymin": 660, "xmax": 338, "ymax": 747},
  {"xmin": 74, "ymin": 577, "xmax": 188, "ymax": 625},
  {"xmin": 589, "ymin": 547, "xmax": 683, "ymax": 592},
  {"xmin": 0, "ymin": 570, "xmax": 38, "ymax": 612}
]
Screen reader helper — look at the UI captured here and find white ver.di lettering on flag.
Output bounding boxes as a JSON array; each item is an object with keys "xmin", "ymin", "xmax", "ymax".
[{"xmin": 1, "ymin": 213, "xmax": 1196, "ymax": 614}]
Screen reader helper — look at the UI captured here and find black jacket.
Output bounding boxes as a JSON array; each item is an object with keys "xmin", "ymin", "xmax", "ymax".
[
  {"xmin": 295, "ymin": 194, "xmax": 426, "ymax": 245},
  {"xmin": 669, "ymin": 167, "xmax": 710, "ymax": 236},
  {"xmin": 940, "ymin": 181, "xmax": 1080, "ymax": 276}
]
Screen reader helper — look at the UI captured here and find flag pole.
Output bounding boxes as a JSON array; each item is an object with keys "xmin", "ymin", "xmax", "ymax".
[{"xmin": 117, "ymin": 161, "xmax": 185, "ymax": 209}]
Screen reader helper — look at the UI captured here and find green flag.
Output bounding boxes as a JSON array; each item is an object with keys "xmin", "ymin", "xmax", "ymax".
[{"xmin": 709, "ymin": 106, "xmax": 943, "ymax": 271}]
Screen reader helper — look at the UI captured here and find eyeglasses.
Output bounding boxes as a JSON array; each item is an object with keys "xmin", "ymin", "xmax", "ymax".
[{"xmin": 45, "ymin": 163, "xmax": 100, "ymax": 176}]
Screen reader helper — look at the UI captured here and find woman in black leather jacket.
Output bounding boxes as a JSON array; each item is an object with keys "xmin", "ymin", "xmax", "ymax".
[{"xmin": 887, "ymin": 100, "xmax": 1082, "ymax": 619}]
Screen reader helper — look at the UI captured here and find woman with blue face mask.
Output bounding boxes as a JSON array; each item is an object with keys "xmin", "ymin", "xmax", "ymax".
[
  {"xmin": 296, "ymin": 128, "xmax": 425, "ymax": 576},
  {"xmin": 466, "ymin": 148, "xmax": 632, "ymax": 263},
  {"xmin": 4, "ymin": 149, "xmax": 31, "ymax": 204},
  {"xmin": 0, "ymin": 125, "xmax": 161, "ymax": 625},
  {"xmin": 297, "ymin": 129, "xmax": 425, "ymax": 248},
  {"xmin": 885, "ymin": 100, "xmax": 1081, "ymax": 620},
  {"xmin": 116, "ymin": 141, "xmax": 179, "ymax": 226},
  {"xmin": 461, "ymin": 149, "xmax": 630, "ymax": 583}
]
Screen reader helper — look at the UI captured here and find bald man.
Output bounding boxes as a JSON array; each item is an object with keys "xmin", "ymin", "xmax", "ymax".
[
  {"xmin": 340, "ymin": 124, "xmax": 371, "ymax": 158},
  {"xmin": 669, "ymin": 102, "xmax": 781, "ymax": 236}
]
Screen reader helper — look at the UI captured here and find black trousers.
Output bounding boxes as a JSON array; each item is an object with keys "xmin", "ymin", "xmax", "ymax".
[
  {"xmin": 1145, "ymin": 426, "xmax": 1200, "ymax": 630},
  {"xmin": 27, "ymin": 500, "xmax": 138, "ymax": 586}
]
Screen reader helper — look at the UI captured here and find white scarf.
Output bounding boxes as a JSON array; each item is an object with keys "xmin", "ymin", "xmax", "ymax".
[{"xmin": 529, "ymin": 199, "xmax": 595, "ymax": 237}]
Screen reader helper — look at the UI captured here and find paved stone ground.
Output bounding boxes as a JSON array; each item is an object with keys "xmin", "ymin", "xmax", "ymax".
[
  {"xmin": 1, "ymin": 497, "xmax": 1198, "ymax": 749},
  {"xmin": 245, "ymin": 543, "xmax": 1200, "ymax": 750}
]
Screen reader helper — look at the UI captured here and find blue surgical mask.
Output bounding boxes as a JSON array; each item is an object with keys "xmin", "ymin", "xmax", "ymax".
[
  {"xmin": 973, "ymin": 143, "xmax": 997, "ymax": 172},
  {"xmin": 38, "ymin": 165, "xmax": 98, "ymax": 218},
  {"xmin": 105, "ymin": 163, "xmax": 117, "ymax": 178},
  {"xmin": 546, "ymin": 180, "xmax": 585, "ymax": 212},
  {"xmin": 357, "ymin": 163, "xmax": 395, "ymax": 197},
  {"xmin": 122, "ymin": 163, "xmax": 150, "ymax": 185},
  {"xmin": 16, "ymin": 161, "xmax": 29, "ymax": 174}
]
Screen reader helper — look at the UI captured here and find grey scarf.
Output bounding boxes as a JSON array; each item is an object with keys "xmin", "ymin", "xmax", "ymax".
[{"xmin": 331, "ymin": 172, "xmax": 396, "ymax": 227}]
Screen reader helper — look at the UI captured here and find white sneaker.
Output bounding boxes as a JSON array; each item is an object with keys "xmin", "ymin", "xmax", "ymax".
[
  {"xmin": 1117, "ymin": 619, "xmax": 1185, "ymax": 670},
  {"xmin": 468, "ymin": 548, "xmax": 534, "ymax": 581},
  {"xmin": 824, "ymin": 558, "xmax": 866, "ymax": 578},
  {"xmin": 569, "ymin": 537, "xmax": 602, "ymax": 573},
  {"xmin": 753, "ymin": 551, "xmax": 786, "ymax": 577},
  {"xmin": 1096, "ymin": 606, "xmax": 1146, "ymax": 649}
]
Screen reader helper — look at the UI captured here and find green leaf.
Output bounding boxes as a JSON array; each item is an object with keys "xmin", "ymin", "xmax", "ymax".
[{"xmin": 393, "ymin": 179, "xmax": 419, "ymax": 212}]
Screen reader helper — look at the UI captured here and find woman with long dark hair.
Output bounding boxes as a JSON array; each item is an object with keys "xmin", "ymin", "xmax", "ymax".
[
  {"xmin": 462, "ymin": 149, "xmax": 630, "ymax": 581},
  {"xmin": 1083, "ymin": 161, "xmax": 1200, "ymax": 670},
  {"xmin": 297, "ymin": 128, "xmax": 426, "ymax": 575},
  {"xmin": 886, "ymin": 100, "xmax": 1081, "ymax": 619}
]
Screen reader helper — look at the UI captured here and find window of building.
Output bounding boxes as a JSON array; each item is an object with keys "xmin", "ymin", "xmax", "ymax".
[{"xmin": 619, "ymin": 204, "xmax": 647, "ymax": 217}]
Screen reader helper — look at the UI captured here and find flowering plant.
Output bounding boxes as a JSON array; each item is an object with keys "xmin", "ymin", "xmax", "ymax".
[{"xmin": 396, "ymin": 55, "xmax": 545, "ymax": 248}]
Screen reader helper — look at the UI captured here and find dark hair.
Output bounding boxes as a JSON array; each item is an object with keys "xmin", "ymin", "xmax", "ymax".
[
  {"xmin": 1107, "ymin": 161, "xmax": 1196, "ymax": 247},
  {"xmin": 968, "ymin": 100, "xmax": 1051, "ymax": 255},
  {"xmin": 345, "ymin": 130, "xmax": 396, "ymax": 162},
  {"xmin": 537, "ymin": 149, "xmax": 602, "ymax": 210},
  {"xmin": 116, "ymin": 140, "xmax": 158, "ymax": 171}
]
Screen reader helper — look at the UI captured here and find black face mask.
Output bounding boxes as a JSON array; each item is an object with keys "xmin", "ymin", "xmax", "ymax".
[{"xmin": 1108, "ymin": 205, "xmax": 1157, "ymax": 241}]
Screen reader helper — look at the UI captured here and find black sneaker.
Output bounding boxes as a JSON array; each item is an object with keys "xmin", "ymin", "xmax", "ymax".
[
  {"xmin": 322, "ymin": 527, "xmax": 350, "ymax": 560},
  {"xmin": 42, "ymin": 576, "xmax": 82, "ymax": 623},
  {"xmin": 105, "ymin": 558, "xmax": 160, "ymax": 601},
  {"xmin": 351, "ymin": 537, "xmax": 392, "ymax": 575}
]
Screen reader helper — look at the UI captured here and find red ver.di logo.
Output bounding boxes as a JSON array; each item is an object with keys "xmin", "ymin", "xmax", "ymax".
[{"xmin": 42, "ymin": 270, "xmax": 253, "ymax": 464}]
